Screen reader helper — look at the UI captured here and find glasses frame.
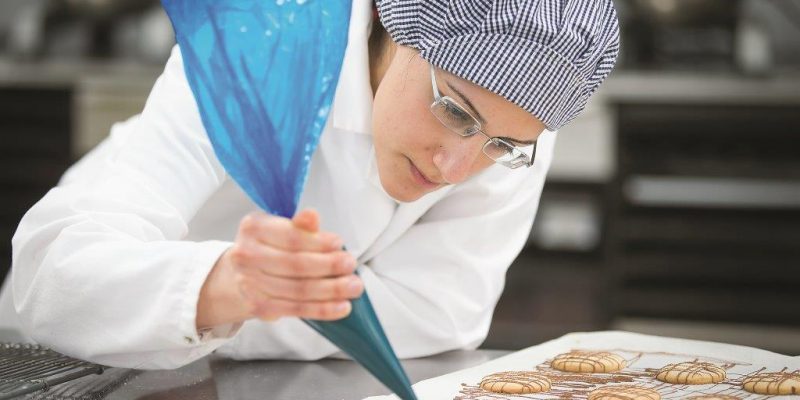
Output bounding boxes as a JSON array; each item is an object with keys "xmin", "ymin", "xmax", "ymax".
[{"xmin": 428, "ymin": 66, "xmax": 535, "ymax": 169}]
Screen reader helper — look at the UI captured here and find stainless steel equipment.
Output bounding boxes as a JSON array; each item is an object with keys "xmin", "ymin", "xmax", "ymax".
[
  {"xmin": 0, "ymin": 342, "xmax": 137, "ymax": 400},
  {"xmin": 5, "ymin": 0, "xmax": 163, "ymax": 60},
  {"xmin": 0, "ymin": 343, "xmax": 103, "ymax": 399}
]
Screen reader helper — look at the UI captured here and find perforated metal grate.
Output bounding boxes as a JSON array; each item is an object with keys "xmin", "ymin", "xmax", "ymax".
[{"xmin": 0, "ymin": 343, "xmax": 108, "ymax": 400}]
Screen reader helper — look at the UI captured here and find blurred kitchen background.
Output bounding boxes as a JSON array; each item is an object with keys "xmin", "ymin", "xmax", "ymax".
[{"xmin": 0, "ymin": 0, "xmax": 798, "ymax": 354}]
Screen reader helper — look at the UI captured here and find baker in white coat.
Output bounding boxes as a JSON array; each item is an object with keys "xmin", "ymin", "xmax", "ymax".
[{"xmin": 9, "ymin": 0, "xmax": 619, "ymax": 369}]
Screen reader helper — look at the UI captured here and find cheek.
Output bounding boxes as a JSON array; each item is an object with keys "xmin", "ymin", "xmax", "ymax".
[
  {"xmin": 470, "ymin": 156, "xmax": 496, "ymax": 174},
  {"xmin": 372, "ymin": 92, "xmax": 439, "ymax": 159}
]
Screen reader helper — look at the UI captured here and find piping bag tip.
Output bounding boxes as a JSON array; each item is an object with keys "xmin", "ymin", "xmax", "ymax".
[
  {"xmin": 303, "ymin": 260, "xmax": 417, "ymax": 400},
  {"xmin": 303, "ymin": 295, "xmax": 418, "ymax": 399}
]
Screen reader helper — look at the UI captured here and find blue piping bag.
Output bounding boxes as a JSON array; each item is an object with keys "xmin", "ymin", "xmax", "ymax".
[{"xmin": 160, "ymin": 1, "xmax": 416, "ymax": 398}]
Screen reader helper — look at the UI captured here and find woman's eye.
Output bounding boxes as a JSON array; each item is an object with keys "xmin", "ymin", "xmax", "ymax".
[{"xmin": 445, "ymin": 104, "xmax": 471, "ymax": 123}]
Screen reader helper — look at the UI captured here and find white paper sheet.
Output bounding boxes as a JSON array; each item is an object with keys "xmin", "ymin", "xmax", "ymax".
[{"xmin": 366, "ymin": 331, "xmax": 800, "ymax": 400}]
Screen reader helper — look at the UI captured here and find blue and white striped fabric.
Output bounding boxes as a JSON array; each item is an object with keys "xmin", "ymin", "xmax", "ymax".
[{"xmin": 375, "ymin": 0, "xmax": 620, "ymax": 131}]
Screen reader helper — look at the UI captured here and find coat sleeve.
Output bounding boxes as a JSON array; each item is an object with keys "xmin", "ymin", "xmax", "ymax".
[
  {"xmin": 11, "ymin": 45, "xmax": 239, "ymax": 369},
  {"xmin": 362, "ymin": 131, "xmax": 556, "ymax": 358}
]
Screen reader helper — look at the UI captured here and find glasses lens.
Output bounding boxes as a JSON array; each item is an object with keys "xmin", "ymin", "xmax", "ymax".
[
  {"xmin": 430, "ymin": 98, "xmax": 479, "ymax": 137},
  {"xmin": 484, "ymin": 138, "xmax": 531, "ymax": 169}
]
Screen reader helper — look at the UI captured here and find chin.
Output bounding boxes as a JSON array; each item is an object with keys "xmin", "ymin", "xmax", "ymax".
[
  {"xmin": 377, "ymin": 173, "xmax": 424, "ymax": 203},
  {"xmin": 382, "ymin": 181, "xmax": 423, "ymax": 203},
  {"xmin": 375, "ymin": 151, "xmax": 446, "ymax": 202}
]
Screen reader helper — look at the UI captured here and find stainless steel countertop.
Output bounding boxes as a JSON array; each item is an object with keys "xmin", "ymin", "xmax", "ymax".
[
  {"xmin": 107, "ymin": 350, "xmax": 507, "ymax": 400},
  {"xmin": 0, "ymin": 328, "xmax": 507, "ymax": 399}
]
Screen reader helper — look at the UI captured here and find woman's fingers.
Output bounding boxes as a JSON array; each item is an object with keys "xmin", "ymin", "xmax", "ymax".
[
  {"xmin": 240, "ymin": 283, "xmax": 353, "ymax": 321},
  {"xmin": 229, "ymin": 244, "xmax": 356, "ymax": 278},
  {"xmin": 242, "ymin": 273, "xmax": 363, "ymax": 302},
  {"xmin": 292, "ymin": 209, "xmax": 320, "ymax": 233},
  {"xmin": 224, "ymin": 210, "xmax": 359, "ymax": 322},
  {"xmin": 238, "ymin": 211, "xmax": 341, "ymax": 252}
]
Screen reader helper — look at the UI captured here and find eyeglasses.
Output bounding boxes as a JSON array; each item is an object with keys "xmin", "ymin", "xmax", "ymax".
[{"xmin": 429, "ymin": 66, "xmax": 536, "ymax": 169}]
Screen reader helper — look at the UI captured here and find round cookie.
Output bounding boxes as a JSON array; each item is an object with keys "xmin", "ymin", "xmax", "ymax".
[
  {"xmin": 551, "ymin": 351, "xmax": 627, "ymax": 373},
  {"xmin": 655, "ymin": 362, "xmax": 726, "ymax": 385},
  {"xmin": 479, "ymin": 371, "xmax": 552, "ymax": 394},
  {"xmin": 742, "ymin": 371, "xmax": 800, "ymax": 395},
  {"xmin": 588, "ymin": 384, "xmax": 661, "ymax": 400}
]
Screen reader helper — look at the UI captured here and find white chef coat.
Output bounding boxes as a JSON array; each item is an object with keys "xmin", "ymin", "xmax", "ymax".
[{"xmin": 10, "ymin": 0, "xmax": 555, "ymax": 370}]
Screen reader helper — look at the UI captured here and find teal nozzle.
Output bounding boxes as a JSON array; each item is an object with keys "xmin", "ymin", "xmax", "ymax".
[{"xmin": 304, "ymin": 269, "xmax": 417, "ymax": 400}]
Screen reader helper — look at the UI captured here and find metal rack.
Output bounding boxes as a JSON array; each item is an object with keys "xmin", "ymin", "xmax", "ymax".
[{"xmin": 0, "ymin": 343, "xmax": 104, "ymax": 400}]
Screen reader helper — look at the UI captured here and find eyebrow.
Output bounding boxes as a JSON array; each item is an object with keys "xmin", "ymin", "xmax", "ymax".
[
  {"xmin": 444, "ymin": 80, "xmax": 487, "ymax": 125},
  {"xmin": 443, "ymin": 79, "xmax": 537, "ymax": 147}
]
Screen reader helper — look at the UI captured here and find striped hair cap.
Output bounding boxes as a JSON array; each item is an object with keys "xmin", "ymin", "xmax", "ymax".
[{"xmin": 375, "ymin": 0, "xmax": 620, "ymax": 131}]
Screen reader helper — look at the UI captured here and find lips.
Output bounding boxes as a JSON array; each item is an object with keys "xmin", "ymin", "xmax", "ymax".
[{"xmin": 407, "ymin": 157, "xmax": 442, "ymax": 189}]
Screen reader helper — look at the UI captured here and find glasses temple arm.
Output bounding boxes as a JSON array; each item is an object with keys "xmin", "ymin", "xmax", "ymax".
[{"xmin": 430, "ymin": 65, "xmax": 442, "ymax": 99}]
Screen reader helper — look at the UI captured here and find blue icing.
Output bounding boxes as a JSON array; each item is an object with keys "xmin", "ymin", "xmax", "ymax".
[{"xmin": 161, "ymin": 0, "xmax": 350, "ymax": 217}]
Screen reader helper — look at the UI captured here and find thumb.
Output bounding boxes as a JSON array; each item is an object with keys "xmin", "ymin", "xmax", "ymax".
[{"xmin": 292, "ymin": 208, "xmax": 320, "ymax": 233}]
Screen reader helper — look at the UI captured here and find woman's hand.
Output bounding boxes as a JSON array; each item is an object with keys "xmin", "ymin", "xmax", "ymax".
[{"xmin": 196, "ymin": 209, "xmax": 363, "ymax": 330}]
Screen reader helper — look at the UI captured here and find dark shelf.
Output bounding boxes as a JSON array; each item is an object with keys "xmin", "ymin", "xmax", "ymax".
[
  {"xmin": 616, "ymin": 252, "xmax": 800, "ymax": 286},
  {"xmin": 609, "ymin": 101, "xmax": 800, "ymax": 328},
  {"xmin": 0, "ymin": 87, "xmax": 72, "ymax": 287},
  {"xmin": 617, "ymin": 103, "xmax": 800, "ymax": 180},
  {"xmin": 617, "ymin": 286, "xmax": 800, "ymax": 326}
]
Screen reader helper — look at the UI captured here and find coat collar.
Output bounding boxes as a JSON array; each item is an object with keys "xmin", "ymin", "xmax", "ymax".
[{"xmin": 330, "ymin": 0, "xmax": 374, "ymax": 135}]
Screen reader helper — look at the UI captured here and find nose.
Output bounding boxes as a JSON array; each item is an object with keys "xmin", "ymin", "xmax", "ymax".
[{"xmin": 432, "ymin": 133, "xmax": 485, "ymax": 184}]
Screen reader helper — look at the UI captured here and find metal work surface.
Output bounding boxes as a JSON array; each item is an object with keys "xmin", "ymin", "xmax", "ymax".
[
  {"xmin": 110, "ymin": 350, "xmax": 507, "ymax": 400},
  {"xmin": 0, "ymin": 326, "xmax": 506, "ymax": 400}
]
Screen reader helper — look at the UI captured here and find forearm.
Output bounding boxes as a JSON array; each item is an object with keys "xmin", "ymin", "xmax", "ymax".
[{"xmin": 12, "ymin": 220, "xmax": 233, "ymax": 368}]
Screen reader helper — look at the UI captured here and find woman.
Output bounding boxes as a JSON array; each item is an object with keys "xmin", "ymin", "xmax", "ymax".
[{"xmin": 10, "ymin": 0, "xmax": 619, "ymax": 369}]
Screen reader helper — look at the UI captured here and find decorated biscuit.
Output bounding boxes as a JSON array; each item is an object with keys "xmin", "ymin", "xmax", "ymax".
[
  {"xmin": 742, "ymin": 371, "xmax": 800, "ymax": 395},
  {"xmin": 588, "ymin": 384, "xmax": 661, "ymax": 400},
  {"xmin": 551, "ymin": 351, "xmax": 627, "ymax": 373},
  {"xmin": 655, "ymin": 362, "xmax": 726, "ymax": 385},
  {"xmin": 479, "ymin": 371, "xmax": 552, "ymax": 394}
]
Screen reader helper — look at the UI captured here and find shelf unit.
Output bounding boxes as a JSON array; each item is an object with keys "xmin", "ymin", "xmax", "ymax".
[{"xmin": 609, "ymin": 102, "xmax": 800, "ymax": 327}]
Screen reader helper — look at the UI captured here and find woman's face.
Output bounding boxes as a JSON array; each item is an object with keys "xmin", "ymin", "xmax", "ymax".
[{"xmin": 371, "ymin": 45, "xmax": 546, "ymax": 203}]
